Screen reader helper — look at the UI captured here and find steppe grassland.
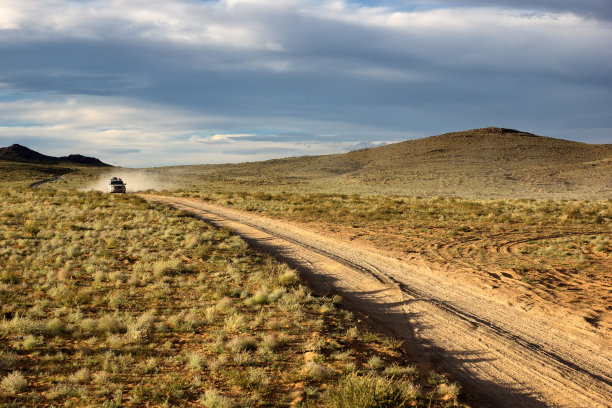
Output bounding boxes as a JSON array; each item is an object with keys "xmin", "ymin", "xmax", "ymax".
[
  {"xmin": 0, "ymin": 162, "xmax": 110, "ymax": 190},
  {"xmin": 0, "ymin": 188, "xmax": 462, "ymax": 407},
  {"xmin": 171, "ymin": 190, "xmax": 611, "ymax": 313},
  {"xmin": 0, "ymin": 162, "xmax": 71, "ymax": 188}
]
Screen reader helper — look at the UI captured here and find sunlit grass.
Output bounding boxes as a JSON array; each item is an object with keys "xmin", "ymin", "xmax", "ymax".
[
  {"xmin": 0, "ymin": 188, "xmax": 461, "ymax": 407},
  {"xmin": 167, "ymin": 190, "xmax": 611, "ymax": 312}
]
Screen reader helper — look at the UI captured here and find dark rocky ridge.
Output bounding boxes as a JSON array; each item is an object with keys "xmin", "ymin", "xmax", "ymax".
[{"xmin": 0, "ymin": 144, "xmax": 110, "ymax": 167}]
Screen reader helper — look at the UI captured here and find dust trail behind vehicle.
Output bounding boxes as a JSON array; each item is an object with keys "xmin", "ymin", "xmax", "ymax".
[{"xmin": 81, "ymin": 169, "xmax": 174, "ymax": 193}]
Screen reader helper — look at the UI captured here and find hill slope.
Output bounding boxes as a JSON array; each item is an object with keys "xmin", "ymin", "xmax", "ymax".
[
  {"xmin": 159, "ymin": 128, "xmax": 612, "ymax": 199},
  {"xmin": 0, "ymin": 144, "xmax": 110, "ymax": 167}
]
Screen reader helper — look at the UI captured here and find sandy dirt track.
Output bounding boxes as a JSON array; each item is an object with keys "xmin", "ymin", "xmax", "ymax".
[{"xmin": 140, "ymin": 194, "xmax": 611, "ymax": 408}]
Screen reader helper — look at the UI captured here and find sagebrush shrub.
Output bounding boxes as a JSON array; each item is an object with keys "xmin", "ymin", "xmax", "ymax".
[
  {"xmin": 325, "ymin": 372, "xmax": 420, "ymax": 408},
  {"xmin": 227, "ymin": 335, "xmax": 257, "ymax": 353},
  {"xmin": 1, "ymin": 371, "xmax": 27, "ymax": 394},
  {"xmin": 200, "ymin": 388, "xmax": 234, "ymax": 408},
  {"xmin": 301, "ymin": 361, "xmax": 333, "ymax": 381}
]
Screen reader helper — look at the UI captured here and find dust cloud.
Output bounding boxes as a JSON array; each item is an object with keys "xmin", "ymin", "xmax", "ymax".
[{"xmin": 82, "ymin": 170, "xmax": 176, "ymax": 193}]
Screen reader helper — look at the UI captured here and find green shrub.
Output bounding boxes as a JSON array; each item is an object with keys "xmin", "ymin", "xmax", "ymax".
[
  {"xmin": 23, "ymin": 219, "xmax": 40, "ymax": 236},
  {"xmin": 97, "ymin": 315, "xmax": 125, "ymax": 333},
  {"xmin": 246, "ymin": 290, "xmax": 269, "ymax": 306},
  {"xmin": 1, "ymin": 371, "xmax": 27, "ymax": 394},
  {"xmin": 367, "ymin": 356, "xmax": 385, "ymax": 370},
  {"xmin": 107, "ymin": 290, "xmax": 128, "ymax": 309},
  {"xmin": 45, "ymin": 317, "xmax": 66, "ymax": 336},
  {"xmin": 383, "ymin": 364, "xmax": 417, "ymax": 379},
  {"xmin": 200, "ymin": 388, "xmax": 234, "ymax": 408},
  {"xmin": 186, "ymin": 352, "xmax": 207, "ymax": 370},
  {"xmin": 227, "ymin": 335, "xmax": 257, "ymax": 352},
  {"xmin": 21, "ymin": 334, "xmax": 42, "ymax": 350},
  {"xmin": 436, "ymin": 382, "xmax": 461, "ymax": 400},
  {"xmin": 324, "ymin": 372, "xmax": 420, "ymax": 408},
  {"xmin": 301, "ymin": 361, "xmax": 333, "ymax": 381},
  {"xmin": 0, "ymin": 351, "xmax": 19, "ymax": 370},
  {"xmin": 278, "ymin": 269, "xmax": 299, "ymax": 288},
  {"xmin": 153, "ymin": 258, "xmax": 192, "ymax": 276}
]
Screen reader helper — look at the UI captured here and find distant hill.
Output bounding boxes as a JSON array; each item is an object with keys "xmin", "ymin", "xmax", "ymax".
[
  {"xmin": 0, "ymin": 144, "xmax": 110, "ymax": 167},
  {"xmin": 160, "ymin": 127, "xmax": 612, "ymax": 199}
]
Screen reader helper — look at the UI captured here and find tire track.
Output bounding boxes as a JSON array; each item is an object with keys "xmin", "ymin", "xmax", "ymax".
[{"xmin": 140, "ymin": 194, "xmax": 612, "ymax": 408}]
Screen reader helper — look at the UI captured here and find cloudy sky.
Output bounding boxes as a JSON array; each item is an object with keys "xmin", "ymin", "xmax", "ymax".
[{"xmin": 0, "ymin": 0, "xmax": 610, "ymax": 167}]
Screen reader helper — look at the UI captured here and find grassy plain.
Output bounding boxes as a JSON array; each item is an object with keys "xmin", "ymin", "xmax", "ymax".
[
  {"xmin": 168, "ymin": 190, "xmax": 611, "ymax": 325},
  {"xmin": 24, "ymin": 135, "xmax": 612, "ymax": 326},
  {"xmin": 2, "ymin": 127, "xmax": 610, "ymax": 405},
  {"xmin": 0, "ymin": 188, "xmax": 461, "ymax": 407},
  {"xmin": 0, "ymin": 161, "xmax": 73, "ymax": 188}
]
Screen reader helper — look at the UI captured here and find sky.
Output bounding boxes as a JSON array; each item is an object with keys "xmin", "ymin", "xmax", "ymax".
[{"xmin": 0, "ymin": 0, "xmax": 611, "ymax": 167}]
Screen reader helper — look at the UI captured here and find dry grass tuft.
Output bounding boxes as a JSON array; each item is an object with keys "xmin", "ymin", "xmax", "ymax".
[
  {"xmin": 1, "ymin": 371, "xmax": 27, "ymax": 394},
  {"xmin": 0, "ymin": 188, "xmax": 464, "ymax": 407}
]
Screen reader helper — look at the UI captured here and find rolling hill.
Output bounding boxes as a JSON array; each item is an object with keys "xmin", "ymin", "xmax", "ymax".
[
  {"xmin": 0, "ymin": 144, "xmax": 110, "ymax": 167},
  {"xmin": 158, "ymin": 127, "xmax": 612, "ymax": 200}
]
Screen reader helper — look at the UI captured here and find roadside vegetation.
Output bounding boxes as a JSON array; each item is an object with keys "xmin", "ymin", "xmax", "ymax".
[
  {"xmin": 0, "ymin": 160, "xmax": 110, "ymax": 189},
  {"xmin": 0, "ymin": 162, "xmax": 72, "ymax": 188},
  {"xmin": 168, "ymin": 190, "xmax": 611, "ymax": 319},
  {"xmin": 0, "ymin": 188, "xmax": 462, "ymax": 407}
]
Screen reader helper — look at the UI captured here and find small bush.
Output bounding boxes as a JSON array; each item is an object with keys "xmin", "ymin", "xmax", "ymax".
[
  {"xmin": 216, "ymin": 297, "xmax": 234, "ymax": 313},
  {"xmin": 383, "ymin": 364, "xmax": 417, "ymax": 379},
  {"xmin": 278, "ymin": 269, "xmax": 299, "ymax": 288},
  {"xmin": 259, "ymin": 334, "xmax": 278, "ymax": 351},
  {"xmin": 45, "ymin": 317, "xmax": 66, "ymax": 336},
  {"xmin": 233, "ymin": 351, "xmax": 255, "ymax": 366},
  {"xmin": 186, "ymin": 352, "xmax": 207, "ymax": 370},
  {"xmin": 1, "ymin": 314, "xmax": 42, "ymax": 336},
  {"xmin": 74, "ymin": 288, "xmax": 93, "ymax": 305},
  {"xmin": 92, "ymin": 370, "xmax": 111, "ymax": 385},
  {"xmin": 153, "ymin": 258, "xmax": 192, "ymax": 277},
  {"xmin": 94, "ymin": 270, "xmax": 107, "ymax": 283},
  {"xmin": 436, "ymin": 382, "xmax": 461, "ymax": 400},
  {"xmin": 223, "ymin": 313, "xmax": 247, "ymax": 332},
  {"xmin": 98, "ymin": 315, "xmax": 125, "ymax": 333},
  {"xmin": 427, "ymin": 372, "xmax": 448, "ymax": 386},
  {"xmin": 23, "ymin": 219, "xmax": 40, "ymax": 236},
  {"xmin": 1, "ymin": 371, "xmax": 27, "ymax": 394},
  {"xmin": 47, "ymin": 383, "xmax": 83, "ymax": 399},
  {"xmin": 107, "ymin": 291, "xmax": 128, "ymax": 309},
  {"xmin": 0, "ymin": 351, "xmax": 19, "ymax": 370},
  {"xmin": 367, "ymin": 356, "xmax": 385, "ymax": 370},
  {"xmin": 245, "ymin": 367, "xmax": 270, "ymax": 393},
  {"xmin": 227, "ymin": 336, "xmax": 257, "ymax": 353},
  {"xmin": 301, "ymin": 361, "xmax": 333, "ymax": 381},
  {"xmin": 245, "ymin": 290, "xmax": 269, "ymax": 306},
  {"xmin": 200, "ymin": 388, "xmax": 234, "ymax": 408},
  {"xmin": 125, "ymin": 312, "xmax": 156, "ymax": 343},
  {"xmin": 21, "ymin": 334, "xmax": 42, "ymax": 350},
  {"xmin": 69, "ymin": 368, "xmax": 91, "ymax": 383},
  {"xmin": 324, "ymin": 372, "xmax": 420, "ymax": 408}
]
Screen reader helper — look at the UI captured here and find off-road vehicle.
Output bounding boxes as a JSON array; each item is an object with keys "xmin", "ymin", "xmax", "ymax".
[{"xmin": 108, "ymin": 177, "xmax": 126, "ymax": 193}]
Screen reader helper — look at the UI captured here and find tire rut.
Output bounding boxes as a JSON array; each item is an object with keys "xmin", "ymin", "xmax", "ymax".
[{"xmin": 140, "ymin": 194, "xmax": 612, "ymax": 408}]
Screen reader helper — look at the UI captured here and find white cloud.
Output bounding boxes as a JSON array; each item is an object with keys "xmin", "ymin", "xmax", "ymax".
[
  {"xmin": 0, "ymin": 93, "xmax": 409, "ymax": 166},
  {"xmin": 0, "ymin": 0, "xmax": 610, "ymax": 165},
  {"xmin": 189, "ymin": 133, "xmax": 257, "ymax": 143},
  {"xmin": 0, "ymin": 0, "xmax": 609, "ymax": 81}
]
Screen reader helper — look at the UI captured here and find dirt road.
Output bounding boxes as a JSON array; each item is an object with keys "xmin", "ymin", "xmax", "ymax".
[
  {"xmin": 29, "ymin": 173, "xmax": 64, "ymax": 187},
  {"xmin": 140, "ymin": 194, "xmax": 612, "ymax": 407}
]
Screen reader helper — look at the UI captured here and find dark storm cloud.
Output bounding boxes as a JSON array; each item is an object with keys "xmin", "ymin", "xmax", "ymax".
[
  {"xmin": 426, "ymin": 0, "xmax": 612, "ymax": 20},
  {"xmin": 0, "ymin": 0, "xmax": 610, "ymax": 166}
]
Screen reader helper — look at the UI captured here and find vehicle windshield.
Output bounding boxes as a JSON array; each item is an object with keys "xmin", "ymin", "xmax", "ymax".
[{"xmin": 110, "ymin": 180, "xmax": 124, "ymax": 185}]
